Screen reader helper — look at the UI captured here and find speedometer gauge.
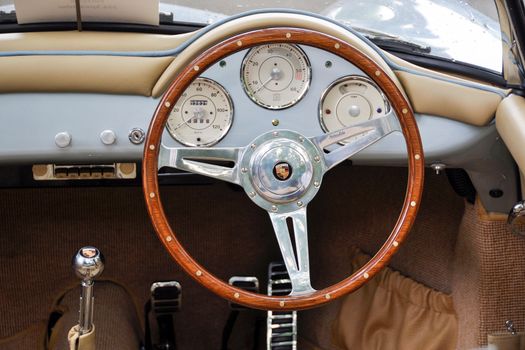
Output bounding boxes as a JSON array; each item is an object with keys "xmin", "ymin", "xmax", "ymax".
[
  {"xmin": 319, "ymin": 76, "xmax": 390, "ymax": 142},
  {"xmin": 166, "ymin": 78, "xmax": 233, "ymax": 147},
  {"xmin": 241, "ymin": 43, "xmax": 311, "ymax": 109}
]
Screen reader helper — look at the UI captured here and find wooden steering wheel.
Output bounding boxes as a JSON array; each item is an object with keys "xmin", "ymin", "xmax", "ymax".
[{"xmin": 143, "ymin": 27, "xmax": 424, "ymax": 311}]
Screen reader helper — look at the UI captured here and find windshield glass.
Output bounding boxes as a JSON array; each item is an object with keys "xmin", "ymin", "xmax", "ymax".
[
  {"xmin": 0, "ymin": 0, "xmax": 503, "ymax": 72},
  {"xmin": 170, "ymin": 0, "xmax": 502, "ymax": 72}
]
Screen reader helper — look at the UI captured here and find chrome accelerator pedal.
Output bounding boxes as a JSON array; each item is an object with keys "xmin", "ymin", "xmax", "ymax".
[{"xmin": 267, "ymin": 262, "xmax": 297, "ymax": 350}]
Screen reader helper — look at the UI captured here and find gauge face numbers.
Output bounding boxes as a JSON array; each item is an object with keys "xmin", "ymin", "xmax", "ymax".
[
  {"xmin": 241, "ymin": 43, "xmax": 311, "ymax": 109},
  {"xmin": 319, "ymin": 76, "xmax": 390, "ymax": 143},
  {"xmin": 166, "ymin": 78, "xmax": 233, "ymax": 147}
]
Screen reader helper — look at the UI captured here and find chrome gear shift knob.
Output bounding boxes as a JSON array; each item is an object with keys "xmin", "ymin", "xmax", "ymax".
[
  {"xmin": 72, "ymin": 246, "xmax": 104, "ymax": 335},
  {"xmin": 73, "ymin": 246, "xmax": 105, "ymax": 281}
]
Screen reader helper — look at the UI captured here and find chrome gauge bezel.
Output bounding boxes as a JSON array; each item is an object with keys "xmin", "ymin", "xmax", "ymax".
[
  {"xmin": 240, "ymin": 43, "xmax": 312, "ymax": 110},
  {"xmin": 318, "ymin": 75, "xmax": 390, "ymax": 143},
  {"xmin": 166, "ymin": 77, "xmax": 234, "ymax": 147}
]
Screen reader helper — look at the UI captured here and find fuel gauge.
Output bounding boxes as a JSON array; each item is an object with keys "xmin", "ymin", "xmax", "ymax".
[{"xmin": 319, "ymin": 76, "xmax": 390, "ymax": 142}]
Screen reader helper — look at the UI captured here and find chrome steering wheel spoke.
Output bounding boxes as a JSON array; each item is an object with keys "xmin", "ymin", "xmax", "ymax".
[
  {"xmin": 311, "ymin": 111, "xmax": 401, "ymax": 171},
  {"xmin": 269, "ymin": 207, "xmax": 315, "ymax": 296},
  {"xmin": 159, "ymin": 144, "xmax": 244, "ymax": 185}
]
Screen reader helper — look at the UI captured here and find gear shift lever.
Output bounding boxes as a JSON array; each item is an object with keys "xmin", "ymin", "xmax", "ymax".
[{"xmin": 72, "ymin": 246, "xmax": 104, "ymax": 336}]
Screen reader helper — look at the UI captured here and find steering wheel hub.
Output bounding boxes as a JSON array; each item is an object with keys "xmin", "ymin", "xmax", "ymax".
[
  {"xmin": 250, "ymin": 138, "xmax": 314, "ymax": 203},
  {"xmin": 239, "ymin": 130, "xmax": 325, "ymax": 213}
]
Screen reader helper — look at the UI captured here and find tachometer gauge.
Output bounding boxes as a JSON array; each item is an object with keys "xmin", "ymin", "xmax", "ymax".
[
  {"xmin": 319, "ymin": 76, "xmax": 390, "ymax": 142},
  {"xmin": 166, "ymin": 78, "xmax": 233, "ymax": 147},
  {"xmin": 241, "ymin": 43, "xmax": 311, "ymax": 109}
]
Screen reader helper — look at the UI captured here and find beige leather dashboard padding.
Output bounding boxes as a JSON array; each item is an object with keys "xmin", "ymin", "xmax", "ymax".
[
  {"xmin": 0, "ymin": 56, "xmax": 173, "ymax": 96},
  {"xmin": 496, "ymin": 95, "xmax": 525, "ymax": 171},
  {"xmin": 0, "ymin": 31, "xmax": 194, "ymax": 52},
  {"xmin": 333, "ymin": 249, "xmax": 457, "ymax": 350},
  {"xmin": 385, "ymin": 51, "xmax": 510, "ymax": 92},
  {"xmin": 396, "ymin": 71, "xmax": 503, "ymax": 126},
  {"xmin": 151, "ymin": 13, "xmax": 404, "ymax": 97},
  {"xmin": 0, "ymin": 12, "xmax": 507, "ymax": 127}
]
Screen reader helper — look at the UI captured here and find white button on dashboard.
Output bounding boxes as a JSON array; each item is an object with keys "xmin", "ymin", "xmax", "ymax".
[
  {"xmin": 55, "ymin": 132, "xmax": 72, "ymax": 148},
  {"xmin": 349, "ymin": 105, "xmax": 361, "ymax": 117},
  {"xmin": 100, "ymin": 130, "xmax": 116, "ymax": 145}
]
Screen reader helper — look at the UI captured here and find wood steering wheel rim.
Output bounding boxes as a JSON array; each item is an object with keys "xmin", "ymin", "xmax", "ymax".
[{"xmin": 143, "ymin": 27, "xmax": 425, "ymax": 311}]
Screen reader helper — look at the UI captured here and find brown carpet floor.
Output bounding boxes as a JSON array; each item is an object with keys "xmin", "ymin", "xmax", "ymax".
[
  {"xmin": 453, "ymin": 201, "xmax": 525, "ymax": 349},
  {"xmin": 0, "ymin": 166, "xmax": 464, "ymax": 349}
]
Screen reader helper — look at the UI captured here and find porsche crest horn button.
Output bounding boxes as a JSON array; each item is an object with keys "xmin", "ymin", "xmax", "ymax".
[
  {"xmin": 80, "ymin": 247, "xmax": 98, "ymax": 259},
  {"xmin": 273, "ymin": 162, "xmax": 292, "ymax": 181}
]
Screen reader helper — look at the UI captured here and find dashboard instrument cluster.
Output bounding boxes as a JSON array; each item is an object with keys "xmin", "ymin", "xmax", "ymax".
[
  {"xmin": 319, "ymin": 76, "xmax": 390, "ymax": 141},
  {"xmin": 165, "ymin": 43, "xmax": 391, "ymax": 147},
  {"xmin": 241, "ymin": 43, "xmax": 311, "ymax": 110},
  {"xmin": 166, "ymin": 78, "xmax": 233, "ymax": 147}
]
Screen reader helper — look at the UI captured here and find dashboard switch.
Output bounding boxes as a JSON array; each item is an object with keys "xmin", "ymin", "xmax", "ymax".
[
  {"xmin": 55, "ymin": 132, "xmax": 72, "ymax": 148},
  {"xmin": 100, "ymin": 129, "xmax": 116, "ymax": 145}
]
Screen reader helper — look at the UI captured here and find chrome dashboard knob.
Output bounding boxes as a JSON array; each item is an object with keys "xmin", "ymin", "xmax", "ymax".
[
  {"xmin": 54, "ymin": 131, "xmax": 72, "ymax": 148},
  {"xmin": 99, "ymin": 129, "xmax": 117, "ymax": 145}
]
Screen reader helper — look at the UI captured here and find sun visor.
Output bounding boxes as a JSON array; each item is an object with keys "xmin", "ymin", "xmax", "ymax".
[{"xmin": 13, "ymin": 0, "xmax": 159, "ymax": 25}]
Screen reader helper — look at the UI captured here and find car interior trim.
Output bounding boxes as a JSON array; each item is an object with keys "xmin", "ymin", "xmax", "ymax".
[
  {"xmin": 0, "ymin": 9, "xmax": 509, "ymax": 99},
  {"xmin": 396, "ymin": 71, "xmax": 503, "ymax": 126},
  {"xmin": 388, "ymin": 51, "xmax": 508, "ymax": 87},
  {"xmin": 0, "ymin": 55, "xmax": 173, "ymax": 96},
  {"xmin": 495, "ymin": 0, "xmax": 523, "ymax": 86},
  {"xmin": 504, "ymin": 0, "xmax": 525, "ymax": 77},
  {"xmin": 496, "ymin": 94, "xmax": 525, "ymax": 173}
]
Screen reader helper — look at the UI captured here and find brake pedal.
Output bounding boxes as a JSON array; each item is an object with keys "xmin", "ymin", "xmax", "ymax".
[
  {"xmin": 228, "ymin": 276, "xmax": 259, "ymax": 310},
  {"xmin": 151, "ymin": 281, "xmax": 182, "ymax": 315},
  {"xmin": 267, "ymin": 262, "xmax": 297, "ymax": 350},
  {"xmin": 148, "ymin": 281, "xmax": 182, "ymax": 350},
  {"xmin": 221, "ymin": 277, "xmax": 260, "ymax": 350}
]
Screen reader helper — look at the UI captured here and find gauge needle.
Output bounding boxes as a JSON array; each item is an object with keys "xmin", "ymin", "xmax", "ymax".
[
  {"xmin": 173, "ymin": 108, "xmax": 207, "ymax": 130},
  {"xmin": 253, "ymin": 67, "xmax": 283, "ymax": 93},
  {"xmin": 253, "ymin": 76, "xmax": 273, "ymax": 93},
  {"xmin": 172, "ymin": 119, "xmax": 190, "ymax": 131}
]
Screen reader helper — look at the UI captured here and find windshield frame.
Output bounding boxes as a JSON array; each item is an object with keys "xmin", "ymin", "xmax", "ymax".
[{"xmin": 504, "ymin": 0, "xmax": 525, "ymax": 89}]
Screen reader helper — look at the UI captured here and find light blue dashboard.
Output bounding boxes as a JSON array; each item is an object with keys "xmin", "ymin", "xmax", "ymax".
[
  {"xmin": 0, "ymin": 44, "xmax": 516, "ymax": 213},
  {"xmin": 0, "ymin": 45, "xmax": 501, "ymax": 164}
]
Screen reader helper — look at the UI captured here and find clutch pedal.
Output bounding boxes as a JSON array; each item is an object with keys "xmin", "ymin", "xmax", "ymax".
[{"xmin": 267, "ymin": 262, "xmax": 297, "ymax": 350}]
